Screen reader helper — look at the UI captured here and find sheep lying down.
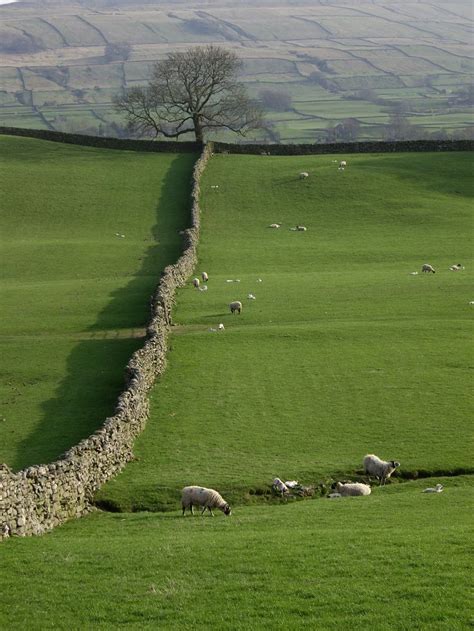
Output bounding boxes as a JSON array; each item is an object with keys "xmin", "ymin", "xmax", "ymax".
[
  {"xmin": 335, "ymin": 482, "xmax": 371, "ymax": 497},
  {"xmin": 181, "ymin": 486, "xmax": 232, "ymax": 516}
]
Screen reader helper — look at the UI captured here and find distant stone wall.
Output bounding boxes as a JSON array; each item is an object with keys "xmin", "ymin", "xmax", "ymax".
[{"xmin": 0, "ymin": 144, "xmax": 212, "ymax": 539}]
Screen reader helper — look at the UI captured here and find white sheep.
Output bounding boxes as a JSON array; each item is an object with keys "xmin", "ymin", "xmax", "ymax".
[
  {"xmin": 339, "ymin": 160, "xmax": 347, "ymax": 168},
  {"xmin": 423, "ymin": 484, "xmax": 444, "ymax": 493},
  {"xmin": 202, "ymin": 271, "xmax": 209, "ymax": 282},
  {"xmin": 247, "ymin": 293, "xmax": 256, "ymax": 300},
  {"xmin": 192, "ymin": 277, "xmax": 200, "ymax": 288},
  {"xmin": 229, "ymin": 300, "xmax": 242, "ymax": 314},
  {"xmin": 421, "ymin": 264, "xmax": 436, "ymax": 274},
  {"xmin": 299, "ymin": 172, "xmax": 309, "ymax": 179},
  {"xmin": 449, "ymin": 264, "xmax": 464, "ymax": 271},
  {"xmin": 335, "ymin": 482, "xmax": 371, "ymax": 496},
  {"xmin": 363, "ymin": 454, "xmax": 400, "ymax": 485},
  {"xmin": 268, "ymin": 223, "xmax": 281, "ymax": 229},
  {"xmin": 181, "ymin": 486, "xmax": 231, "ymax": 516},
  {"xmin": 296, "ymin": 225, "xmax": 307, "ymax": 232},
  {"xmin": 199, "ymin": 285, "xmax": 208, "ymax": 292},
  {"xmin": 218, "ymin": 323, "xmax": 225, "ymax": 331},
  {"xmin": 272, "ymin": 478, "xmax": 289, "ymax": 495}
]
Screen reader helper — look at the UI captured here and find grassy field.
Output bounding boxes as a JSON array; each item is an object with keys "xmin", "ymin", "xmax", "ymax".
[
  {"xmin": 0, "ymin": 135, "xmax": 197, "ymax": 469},
  {"xmin": 96, "ymin": 151, "xmax": 473, "ymax": 512},
  {"xmin": 1, "ymin": 477, "xmax": 472, "ymax": 629},
  {"xmin": 0, "ymin": 1, "xmax": 472, "ymax": 140},
  {"xmin": 1, "ymin": 143, "xmax": 472, "ymax": 629}
]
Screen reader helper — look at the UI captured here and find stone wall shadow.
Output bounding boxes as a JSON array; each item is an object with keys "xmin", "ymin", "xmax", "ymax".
[{"xmin": 12, "ymin": 153, "xmax": 197, "ymax": 471}]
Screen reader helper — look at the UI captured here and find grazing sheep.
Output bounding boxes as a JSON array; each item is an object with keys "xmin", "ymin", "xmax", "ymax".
[
  {"xmin": 449, "ymin": 264, "xmax": 464, "ymax": 271},
  {"xmin": 192, "ymin": 277, "xmax": 200, "ymax": 288},
  {"xmin": 181, "ymin": 486, "xmax": 231, "ymax": 516},
  {"xmin": 423, "ymin": 484, "xmax": 444, "ymax": 493},
  {"xmin": 363, "ymin": 454, "xmax": 400, "ymax": 485},
  {"xmin": 218, "ymin": 323, "xmax": 225, "ymax": 331},
  {"xmin": 335, "ymin": 482, "xmax": 371, "ymax": 496},
  {"xmin": 268, "ymin": 223, "xmax": 281, "ymax": 229},
  {"xmin": 272, "ymin": 478, "xmax": 289, "ymax": 495},
  {"xmin": 296, "ymin": 225, "xmax": 307, "ymax": 232},
  {"xmin": 202, "ymin": 272, "xmax": 209, "ymax": 282},
  {"xmin": 229, "ymin": 300, "xmax": 242, "ymax": 314},
  {"xmin": 299, "ymin": 172, "xmax": 309, "ymax": 179},
  {"xmin": 422, "ymin": 264, "xmax": 436, "ymax": 274},
  {"xmin": 339, "ymin": 160, "xmax": 347, "ymax": 168}
]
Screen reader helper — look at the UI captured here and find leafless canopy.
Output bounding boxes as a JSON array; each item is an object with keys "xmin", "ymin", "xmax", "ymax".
[{"xmin": 114, "ymin": 45, "xmax": 263, "ymax": 142}]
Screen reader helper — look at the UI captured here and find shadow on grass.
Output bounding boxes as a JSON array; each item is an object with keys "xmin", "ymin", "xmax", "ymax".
[{"xmin": 12, "ymin": 154, "xmax": 197, "ymax": 471}]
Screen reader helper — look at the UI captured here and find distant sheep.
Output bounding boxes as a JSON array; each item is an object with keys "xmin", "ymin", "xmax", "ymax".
[
  {"xmin": 422, "ymin": 264, "xmax": 436, "ymax": 274},
  {"xmin": 299, "ymin": 172, "xmax": 309, "ymax": 179},
  {"xmin": 296, "ymin": 225, "xmax": 307, "ymax": 232},
  {"xmin": 181, "ymin": 486, "xmax": 231, "ymax": 516},
  {"xmin": 423, "ymin": 484, "xmax": 444, "ymax": 493},
  {"xmin": 202, "ymin": 272, "xmax": 209, "ymax": 282},
  {"xmin": 339, "ymin": 160, "xmax": 347, "ymax": 168},
  {"xmin": 363, "ymin": 454, "xmax": 400, "ymax": 485},
  {"xmin": 335, "ymin": 482, "xmax": 371, "ymax": 497},
  {"xmin": 268, "ymin": 223, "xmax": 281, "ymax": 229},
  {"xmin": 449, "ymin": 264, "xmax": 464, "ymax": 271},
  {"xmin": 192, "ymin": 277, "xmax": 200, "ymax": 288},
  {"xmin": 229, "ymin": 301, "xmax": 242, "ymax": 314}
]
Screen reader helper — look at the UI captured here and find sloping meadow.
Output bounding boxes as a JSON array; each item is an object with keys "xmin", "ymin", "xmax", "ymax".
[{"xmin": 97, "ymin": 151, "xmax": 473, "ymax": 512}]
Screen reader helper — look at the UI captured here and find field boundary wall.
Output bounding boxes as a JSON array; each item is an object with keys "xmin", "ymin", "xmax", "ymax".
[{"xmin": 0, "ymin": 143, "xmax": 212, "ymax": 539}]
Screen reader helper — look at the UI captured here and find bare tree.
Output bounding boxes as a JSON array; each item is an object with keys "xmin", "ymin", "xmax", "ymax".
[{"xmin": 114, "ymin": 45, "xmax": 263, "ymax": 142}]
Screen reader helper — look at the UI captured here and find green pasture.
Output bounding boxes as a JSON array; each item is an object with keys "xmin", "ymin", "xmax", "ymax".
[
  {"xmin": 0, "ymin": 135, "xmax": 197, "ymax": 469},
  {"xmin": 1, "ymin": 477, "xmax": 472, "ymax": 630},
  {"xmin": 98, "ymin": 151, "xmax": 473, "ymax": 512}
]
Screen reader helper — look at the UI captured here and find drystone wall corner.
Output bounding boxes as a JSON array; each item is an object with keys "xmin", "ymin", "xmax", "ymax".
[{"xmin": 0, "ymin": 143, "xmax": 213, "ymax": 539}]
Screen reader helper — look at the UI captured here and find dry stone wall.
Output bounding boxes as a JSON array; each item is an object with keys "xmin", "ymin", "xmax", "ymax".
[{"xmin": 0, "ymin": 144, "xmax": 212, "ymax": 539}]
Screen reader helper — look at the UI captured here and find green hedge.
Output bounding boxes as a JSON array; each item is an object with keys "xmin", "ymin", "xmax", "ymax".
[
  {"xmin": 212, "ymin": 139, "xmax": 473, "ymax": 155},
  {"xmin": 0, "ymin": 126, "xmax": 202, "ymax": 153}
]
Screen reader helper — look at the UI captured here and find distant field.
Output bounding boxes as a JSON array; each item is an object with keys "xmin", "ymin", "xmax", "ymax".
[
  {"xmin": 0, "ymin": 135, "xmax": 197, "ymax": 469},
  {"xmin": 0, "ymin": 0, "xmax": 472, "ymax": 140},
  {"xmin": 97, "ymin": 151, "xmax": 473, "ymax": 512}
]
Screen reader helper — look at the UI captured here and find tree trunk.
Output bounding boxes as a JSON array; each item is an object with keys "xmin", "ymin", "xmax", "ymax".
[{"xmin": 193, "ymin": 115, "xmax": 204, "ymax": 143}]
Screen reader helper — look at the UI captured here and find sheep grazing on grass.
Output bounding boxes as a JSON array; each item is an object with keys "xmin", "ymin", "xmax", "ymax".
[
  {"xmin": 202, "ymin": 271, "xmax": 209, "ymax": 282},
  {"xmin": 299, "ymin": 172, "xmax": 309, "ymax": 179},
  {"xmin": 268, "ymin": 223, "xmax": 281, "ymax": 229},
  {"xmin": 297, "ymin": 225, "xmax": 307, "ymax": 232},
  {"xmin": 422, "ymin": 264, "xmax": 436, "ymax": 274},
  {"xmin": 423, "ymin": 484, "xmax": 444, "ymax": 493},
  {"xmin": 450, "ymin": 264, "xmax": 464, "ymax": 271},
  {"xmin": 192, "ymin": 277, "xmax": 200, "ymax": 288},
  {"xmin": 363, "ymin": 454, "xmax": 400, "ymax": 485},
  {"xmin": 339, "ymin": 160, "xmax": 347, "ymax": 168},
  {"xmin": 181, "ymin": 486, "xmax": 231, "ymax": 516},
  {"xmin": 218, "ymin": 323, "xmax": 225, "ymax": 331},
  {"xmin": 229, "ymin": 300, "xmax": 242, "ymax": 314},
  {"xmin": 335, "ymin": 482, "xmax": 371, "ymax": 497}
]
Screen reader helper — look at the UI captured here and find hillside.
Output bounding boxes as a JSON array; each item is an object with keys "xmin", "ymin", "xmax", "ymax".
[
  {"xmin": 0, "ymin": 0, "xmax": 472, "ymax": 141},
  {"xmin": 0, "ymin": 135, "xmax": 196, "ymax": 469}
]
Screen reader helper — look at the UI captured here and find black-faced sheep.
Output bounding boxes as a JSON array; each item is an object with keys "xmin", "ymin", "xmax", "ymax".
[
  {"xmin": 192, "ymin": 277, "xmax": 200, "ymax": 288},
  {"xmin": 422, "ymin": 264, "xmax": 436, "ymax": 274},
  {"xmin": 181, "ymin": 486, "xmax": 232, "ymax": 516},
  {"xmin": 229, "ymin": 301, "xmax": 242, "ymax": 314},
  {"xmin": 363, "ymin": 454, "xmax": 400, "ymax": 485},
  {"xmin": 202, "ymin": 272, "xmax": 209, "ymax": 282}
]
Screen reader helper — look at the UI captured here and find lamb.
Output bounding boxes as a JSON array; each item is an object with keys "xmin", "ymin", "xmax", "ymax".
[
  {"xmin": 335, "ymin": 482, "xmax": 371, "ymax": 497},
  {"xmin": 299, "ymin": 172, "xmax": 309, "ymax": 179},
  {"xmin": 192, "ymin": 277, "xmax": 200, "ymax": 288},
  {"xmin": 181, "ymin": 486, "xmax": 231, "ymax": 516},
  {"xmin": 363, "ymin": 454, "xmax": 400, "ymax": 485},
  {"xmin": 229, "ymin": 300, "xmax": 242, "ymax": 314},
  {"xmin": 423, "ymin": 484, "xmax": 444, "ymax": 493},
  {"xmin": 421, "ymin": 264, "xmax": 436, "ymax": 274},
  {"xmin": 272, "ymin": 478, "xmax": 289, "ymax": 495},
  {"xmin": 202, "ymin": 271, "xmax": 209, "ymax": 282}
]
